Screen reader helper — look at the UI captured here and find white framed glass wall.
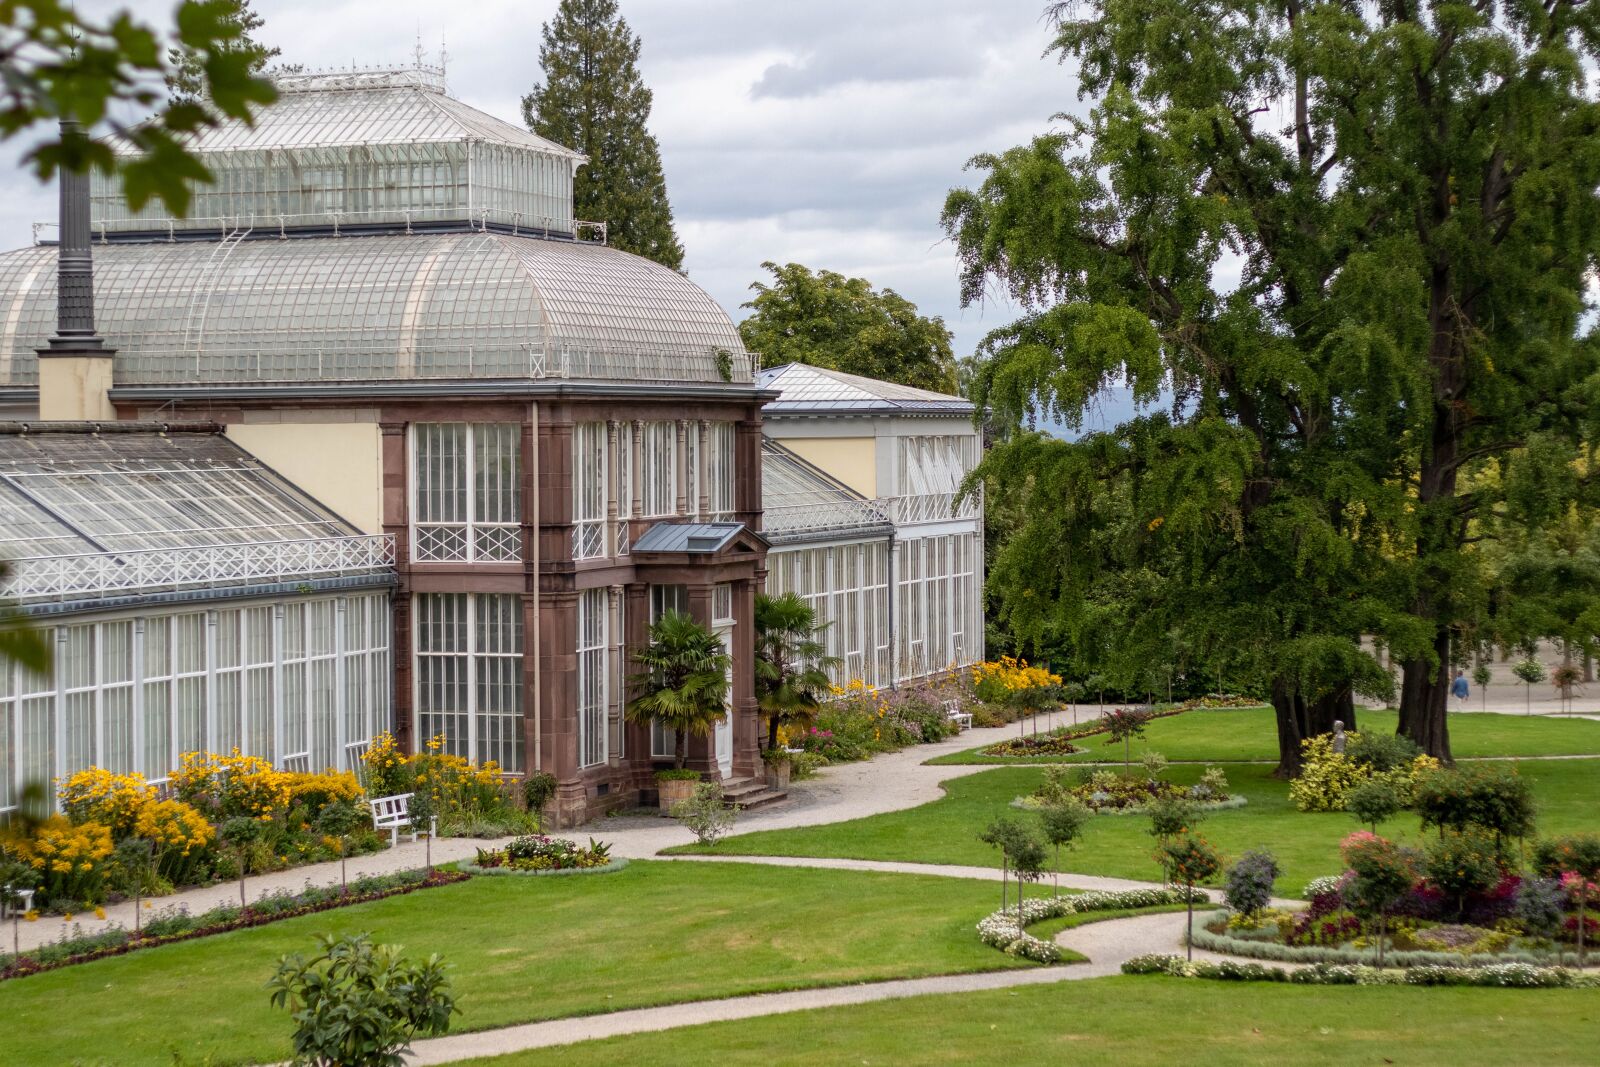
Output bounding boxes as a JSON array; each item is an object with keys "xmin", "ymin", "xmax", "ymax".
[
  {"xmin": 895, "ymin": 531, "xmax": 982, "ymax": 680},
  {"xmin": 577, "ymin": 588, "xmax": 608, "ymax": 768},
  {"xmin": 411, "ymin": 423, "xmax": 522, "ymax": 563},
  {"xmin": 0, "ymin": 592, "xmax": 392, "ymax": 813},
  {"xmin": 572, "ymin": 422, "xmax": 607, "ymax": 559},
  {"xmin": 897, "ymin": 435, "xmax": 980, "ymax": 497},
  {"xmin": 413, "ymin": 592, "xmax": 524, "ymax": 772},
  {"xmin": 766, "ymin": 540, "xmax": 892, "ymax": 689}
]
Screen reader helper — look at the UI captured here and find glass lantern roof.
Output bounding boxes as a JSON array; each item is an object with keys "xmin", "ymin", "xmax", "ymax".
[{"xmin": 90, "ymin": 67, "xmax": 585, "ymax": 237}]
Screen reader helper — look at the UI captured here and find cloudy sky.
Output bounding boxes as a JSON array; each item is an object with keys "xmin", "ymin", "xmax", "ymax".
[{"xmin": 0, "ymin": 0, "xmax": 1143, "ymax": 431}]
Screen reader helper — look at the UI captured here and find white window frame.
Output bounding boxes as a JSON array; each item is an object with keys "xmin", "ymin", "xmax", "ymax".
[
  {"xmin": 577, "ymin": 588, "xmax": 608, "ymax": 768},
  {"xmin": 411, "ymin": 422, "xmax": 523, "ymax": 563},
  {"xmin": 413, "ymin": 592, "xmax": 523, "ymax": 772}
]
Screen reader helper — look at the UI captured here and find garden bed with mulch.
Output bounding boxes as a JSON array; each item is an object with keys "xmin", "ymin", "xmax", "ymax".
[{"xmin": 0, "ymin": 867, "xmax": 467, "ymax": 982}]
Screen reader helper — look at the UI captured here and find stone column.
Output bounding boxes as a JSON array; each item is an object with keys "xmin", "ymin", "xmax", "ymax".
[
  {"xmin": 697, "ymin": 420, "xmax": 711, "ymax": 520},
  {"xmin": 674, "ymin": 420, "xmax": 689, "ymax": 515}
]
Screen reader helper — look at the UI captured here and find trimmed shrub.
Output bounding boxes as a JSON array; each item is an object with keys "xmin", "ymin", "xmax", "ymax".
[{"xmin": 1224, "ymin": 849, "xmax": 1280, "ymax": 919}]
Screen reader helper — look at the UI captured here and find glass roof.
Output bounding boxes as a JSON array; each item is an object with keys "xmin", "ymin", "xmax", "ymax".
[
  {"xmin": 90, "ymin": 68, "xmax": 584, "ymax": 237},
  {"xmin": 756, "ymin": 363, "xmax": 972, "ymax": 415},
  {"xmin": 761, "ymin": 438, "xmax": 891, "ymax": 543},
  {"xmin": 0, "ymin": 430, "xmax": 356, "ymax": 558},
  {"xmin": 0, "ymin": 232, "xmax": 751, "ymax": 387}
]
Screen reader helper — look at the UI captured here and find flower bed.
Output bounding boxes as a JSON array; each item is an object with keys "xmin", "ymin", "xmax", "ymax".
[
  {"xmin": 1122, "ymin": 952, "xmax": 1600, "ymax": 988},
  {"xmin": 976, "ymin": 887, "xmax": 1209, "ymax": 963},
  {"xmin": 1194, "ymin": 908, "xmax": 1589, "ymax": 968},
  {"xmin": 982, "ymin": 734, "xmax": 1088, "ymax": 758},
  {"xmin": 0, "ymin": 868, "xmax": 467, "ymax": 983},
  {"xmin": 1015, "ymin": 765, "xmax": 1239, "ymax": 815},
  {"xmin": 466, "ymin": 835, "xmax": 615, "ymax": 873},
  {"xmin": 780, "ymin": 678, "xmax": 964, "ymax": 764},
  {"xmin": 975, "ymin": 707, "xmax": 1191, "ymax": 758}
]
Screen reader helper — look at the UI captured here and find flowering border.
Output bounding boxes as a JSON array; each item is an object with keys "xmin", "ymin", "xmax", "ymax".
[
  {"xmin": 1190, "ymin": 909, "xmax": 1588, "ymax": 968},
  {"xmin": 976, "ymin": 887, "xmax": 1210, "ymax": 963},
  {"xmin": 1123, "ymin": 952, "xmax": 1600, "ymax": 988},
  {"xmin": 0, "ymin": 868, "xmax": 469, "ymax": 983},
  {"xmin": 1012, "ymin": 794, "xmax": 1248, "ymax": 817},
  {"xmin": 459, "ymin": 858, "xmax": 629, "ymax": 878}
]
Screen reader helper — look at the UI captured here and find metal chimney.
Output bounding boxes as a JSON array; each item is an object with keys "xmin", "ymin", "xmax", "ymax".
[{"xmin": 37, "ymin": 118, "xmax": 116, "ymax": 421}]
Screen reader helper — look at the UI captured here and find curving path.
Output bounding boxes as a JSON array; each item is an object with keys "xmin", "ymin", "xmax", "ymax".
[{"xmin": 402, "ymin": 903, "xmax": 1205, "ymax": 1065}]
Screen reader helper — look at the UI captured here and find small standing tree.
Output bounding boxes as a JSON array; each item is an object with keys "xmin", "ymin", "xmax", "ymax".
[
  {"xmin": 522, "ymin": 772, "xmax": 559, "ymax": 834},
  {"xmin": 268, "ymin": 933, "xmax": 456, "ymax": 1067},
  {"xmin": 315, "ymin": 800, "xmax": 364, "ymax": 893},
  {"xmin": 1147, "ymin": 793, "xmax": 1200, "ymax": 885},
  {"xmin": 220, "ymin": 816, "xmax": 263, "ymax": 910},
  {"xmin": 1534, "ymin": 833, "xmax": 1600, "ymax": 968},
  {"xmin": 753, "ymin": 593, "xmax": 838, "ymax": 751},
  {"xmin": 1342, "ymin": 833, "xmax": 1416, "ymax": 967},
  {"xmin": 1552, "ymin": 664, "xmax": 1583, "ymax": 716},
  {"xmin": 1513, "ymin": 658, "xmax": 1547, "ymax": 716},
  {"xmin": 979, "ymin": 817, "xmax": 1046, "ymax": 918},
  {"xmin": 112, "ymin": 837, "xmax": 155, "ymax": 938},
  {"xmin": 1346, "ymin": 778, "xmax": 1403, "ymax": 835},
  {"xmin": 1223, "ymin": 849, "xmax": 1279, "ymax": 922},
  {"xmin": 1157, "ymin": 834, "xmax": 1221, "ymax": 960},
  {"xmin": 1472, "ymin": 664, "xmax": 1492, "ymax": 712},
  {"xmin": 1103, "ymin": 707, "xmax": 1153, "ymax": 773},
  {"xmin": 626, "ymin": 612, "xmax": 732, "ymax": 770},
  {"xmin": 1038, "ymin": 798, "xmax": 1089, "ymax": 896}
]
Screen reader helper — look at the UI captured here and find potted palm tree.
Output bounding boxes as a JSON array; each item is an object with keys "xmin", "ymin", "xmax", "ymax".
[
  {"xmin": 754, "ymin": 592, "xmax": 838, "ymax": 790},
  {"xmin": 626, "ymin": 611, "xmax": 732, "ymax": 812}
]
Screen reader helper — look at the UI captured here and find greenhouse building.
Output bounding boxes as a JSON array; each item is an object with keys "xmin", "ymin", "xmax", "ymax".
[{"xmin": 0, "ymin": 65, "xmax": 982, "ymax": 824}]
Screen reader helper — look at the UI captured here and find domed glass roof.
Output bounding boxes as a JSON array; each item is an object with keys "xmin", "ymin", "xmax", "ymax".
[{"xmin": 0, "ymin": 231, "xmax": 750, "ymax": 387}]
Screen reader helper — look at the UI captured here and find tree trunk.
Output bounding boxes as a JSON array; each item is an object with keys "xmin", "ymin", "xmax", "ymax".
[
  {"xmin": 675, "ymin": 729, "xmax": 688, "ymax": 770},
  {"xmin": 1398, "ymin": 627, "xmax": 1454, "ymax": 763},
  {"xmin": 1271, "ymin": 678, "xmax": 1356, "ymax": 778},
  {"xmin": 766, "ymin": 714, "xmax": 779, "ymax": 752}
]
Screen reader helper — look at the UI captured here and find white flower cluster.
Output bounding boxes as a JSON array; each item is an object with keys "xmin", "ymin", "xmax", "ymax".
[
  {"xmin": 1302, "ymin": 875, "xmax": 1346, "ymax": 900},
  {"xmin": 976, "ymin": 887, "xmax": 1208, "ymax": 964}
]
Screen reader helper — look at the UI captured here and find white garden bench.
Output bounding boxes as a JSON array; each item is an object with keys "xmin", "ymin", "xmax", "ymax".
[
  {"xmin": 368, "ymin": 793, "xmax": 416, "ymax": 847},
  {"xmin": 944, "ymin": 698, "xmax": 973, "ymax": 731},
  {"xmin": 1, "ymin": 883, "xmax": 35, "ymax": 918}
]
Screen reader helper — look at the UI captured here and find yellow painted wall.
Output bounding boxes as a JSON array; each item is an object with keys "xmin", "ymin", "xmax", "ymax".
[
  {"xmin": 38, "ymin": 357, "xmax": 115, "ymax": 421},
  {"xmin": 780, "ymin": 436, "xmax": 878, "ymax": 498},
  {"xmin": 227, "ymin": 420, "xmax": 383, "ymax": 533}
]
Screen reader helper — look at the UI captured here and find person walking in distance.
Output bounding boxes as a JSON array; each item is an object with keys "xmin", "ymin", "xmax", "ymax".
[{"xmin": 1451, "ymin": 669, "xmax": 1470, "ymax": 708}]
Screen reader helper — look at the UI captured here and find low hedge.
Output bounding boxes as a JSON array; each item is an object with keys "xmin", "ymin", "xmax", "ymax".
[
  {"xmin": 1123, "ymin": 953, "xmax": 1600, "ymax": 988},
  {"xmin": 459, "ymin": 858, "xmax": 629, "ymax": 878},
  {"xmin": 977, "ymin": 887, "xmax": 1210, "ymax": 964},
  {"xmin": 1190, "ymin": 909, "xmax": 1587, "ymax": 968},
  {"xmin": 0, "ymin": 867, "xmax": 468, "ymax": 982}
]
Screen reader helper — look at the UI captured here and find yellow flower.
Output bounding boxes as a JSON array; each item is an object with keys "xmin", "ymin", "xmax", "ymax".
[{"xmin": 94, "ymin": 906, "xmax": 107, "ymax": 920}]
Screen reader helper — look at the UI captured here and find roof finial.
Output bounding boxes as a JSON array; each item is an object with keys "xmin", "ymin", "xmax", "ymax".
[
  {"xmin": 438, "ymin": 33, "xmax": 449, "ymax": 89},
  {"xmin": 412, "ymin": 24, "xmax": 426, "ymax": 69}
]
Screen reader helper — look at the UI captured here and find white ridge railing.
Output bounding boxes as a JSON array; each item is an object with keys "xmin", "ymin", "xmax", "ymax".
[
  {"xmin": 763, "ymin": 498, "xmax": 891, "ymax": 538},
  {"xmin": 4, "ymin": 534, "xmax": 395, "ymax": 602}
]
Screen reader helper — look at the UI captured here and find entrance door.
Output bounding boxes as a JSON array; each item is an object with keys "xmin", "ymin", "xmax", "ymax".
[{"xmin": 714, "ymin": 624, "xmax": 733, "ymax": 777}]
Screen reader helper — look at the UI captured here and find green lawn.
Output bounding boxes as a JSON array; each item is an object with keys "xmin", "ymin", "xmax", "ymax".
[
  {"xmin": 928, "ymin": 706, "xmax": 1600, "ymax": 764},
  {"xmin": 674, "ymin": 759, "xmax": 1600, "ymax": 896},
  {"xmin": 470, "ymin": 974, "xmax": 1600, "ymax": 1066},
  {"xmin": 1, "ymin": 861, "xmax": 1035, "ymax": 1067}
]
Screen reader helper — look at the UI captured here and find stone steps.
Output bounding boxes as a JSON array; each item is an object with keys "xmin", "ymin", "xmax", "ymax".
[{"xmin": 720, "ymin": 776, "xmax": 788, "ymax": 811}]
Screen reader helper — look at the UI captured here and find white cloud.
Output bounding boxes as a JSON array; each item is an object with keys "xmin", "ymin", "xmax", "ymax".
[{"xmin": 0, "ymin": 0, "xmax": 1086, "ymax": 363}]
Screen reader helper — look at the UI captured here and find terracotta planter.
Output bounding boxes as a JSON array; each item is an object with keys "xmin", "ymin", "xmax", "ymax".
[
  {"xmin": 656, "ymin": 776, "xmax": 699, "ymax": 813},
  {"xmin": 764, "ymin": 758, "xmax": 791, "ymax": 791}
]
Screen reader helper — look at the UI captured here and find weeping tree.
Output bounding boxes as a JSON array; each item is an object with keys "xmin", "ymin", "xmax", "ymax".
[
  {"xmin": 753, "ymin": 592, "xmax": 839, "ymax": 751},
  {"xmin": 944, "ymin": 0, "xmax": 1600, "ymax": 766},
  {"xmin": 626, "ymin": 612, "xmax": 730, "ymax": 770}
]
